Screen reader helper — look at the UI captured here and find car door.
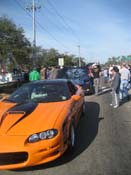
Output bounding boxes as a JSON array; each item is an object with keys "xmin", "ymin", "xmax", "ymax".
[{"xmin": 67, "ymin": 81, "xmax": 83, "ymax": 126}]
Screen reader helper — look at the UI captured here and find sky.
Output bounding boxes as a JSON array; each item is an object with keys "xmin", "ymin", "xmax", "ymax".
[{"xmin": 0, "ymin": 0, "xmax": 131, "ymax": 63}]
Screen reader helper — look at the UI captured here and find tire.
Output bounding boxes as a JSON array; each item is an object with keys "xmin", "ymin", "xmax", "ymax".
[
  {"xmin": 68, "ymin": 123, "xmax": 76, "ymax": 152},
  {"xmin": 81, "ymin": 102, "xmax": 86, "ymax": 117}
]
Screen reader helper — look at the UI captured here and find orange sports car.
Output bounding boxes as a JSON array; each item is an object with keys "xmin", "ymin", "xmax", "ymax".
[{"xmin": 0, "ymin": 79, "xmax": 85, "ymax": 169}]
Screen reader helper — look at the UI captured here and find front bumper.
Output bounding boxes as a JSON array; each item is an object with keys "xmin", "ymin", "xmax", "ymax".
[{"xmin": 0, "ymin": 133, "xmax": 66, "ymax": 170}]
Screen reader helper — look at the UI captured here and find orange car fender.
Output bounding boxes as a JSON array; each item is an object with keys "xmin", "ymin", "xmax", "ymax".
[
  {"xmin": 71, "ymin": 96, "xmax": 83, "ymax": 126},
  {"xmin": 63, "ymin": 99, "xmax": 80, "ymax": 141},
  {"xmin": 58, "ymin": 103, "xmax": 75, "ymax": 145},
  {"xmin": 62, "ymin": 112, "xmax": 75, "ymax": 146}
]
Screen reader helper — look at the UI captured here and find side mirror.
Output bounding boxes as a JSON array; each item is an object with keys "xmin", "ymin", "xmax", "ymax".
[{"xmin": 72, "ymin": 95, "xmax": 81, "ymax": 101}]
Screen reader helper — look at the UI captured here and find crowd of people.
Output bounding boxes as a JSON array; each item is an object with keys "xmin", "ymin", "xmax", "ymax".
[
  {"xmin": 28, "ymin": 66, "xmax": 60, "ymax": 82},
  {"xmin": 27, "ymin": 62, "xmax": 131, "ymax": 109},
  {"xmin": 110, "ymin": 63, "xmax": 131, "ymax": 108},
  {"xmin": 90, "ymin": 62, "xmax": 131, "ymax": 108}
]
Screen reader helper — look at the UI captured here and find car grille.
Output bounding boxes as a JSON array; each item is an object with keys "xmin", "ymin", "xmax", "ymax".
[{"xmin": 0, "ymin": 152, "xmax": 28, "ymax": 165}]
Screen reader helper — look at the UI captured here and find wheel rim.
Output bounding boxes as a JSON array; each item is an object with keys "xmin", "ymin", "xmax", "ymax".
[{"xmin": 70, "ymin": 125, "xmax": 75, "ymax": 147}]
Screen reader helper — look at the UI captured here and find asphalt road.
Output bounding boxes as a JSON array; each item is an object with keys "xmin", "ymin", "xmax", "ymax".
[{"xmin": 0, "ymin": 89, "xmax": 131, "ymax": 175}]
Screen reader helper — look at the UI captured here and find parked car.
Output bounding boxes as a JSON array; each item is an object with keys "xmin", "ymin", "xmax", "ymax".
[
  {"xmin": 58, "ymin": 67, "xmax": 94, "ymax": 95},
  {"xmin": 0, "ymin": 79, "xmax": 85, "ymax": 169}
]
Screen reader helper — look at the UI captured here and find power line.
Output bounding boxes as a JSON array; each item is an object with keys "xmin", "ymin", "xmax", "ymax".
[
  {"xmin": 14, "ymin": 0, "xmax": 32, "ymax": 19},
  {"xmin": 41, "ymin": 2, "xmax": 70, "ymax": 34},
  {"xmin": 40, "ymin": 3, "xmax": 80, "ymax": 52},
  {"xmin": 40, "ymin": 5, "xmax": 68, "ymax": 36},
  {"xmin": 46, "ymin": 0, "xmax": 80, "ymax": 43},
  {"xmin": 14, "ymin": 0, "xmax": 70, "ymax": 51},
  {"xmin": 36, "ymin": 21, "xmax": 69, "ymax": 50}
]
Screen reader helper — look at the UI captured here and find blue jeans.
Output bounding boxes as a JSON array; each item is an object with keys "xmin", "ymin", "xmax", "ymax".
[{"xmin": 119, "ymin": 80, "xmax": 129, "ymax": 100}]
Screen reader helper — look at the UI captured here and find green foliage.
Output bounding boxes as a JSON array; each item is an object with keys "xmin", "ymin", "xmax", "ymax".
[
  {"xmin": 106, "ymin": 55, "xmax": 131, "ymax": 66},
  {"xmin": 0, "ymin": 16, "xmax": 31, "ymax": 71},
  {"xmin": 35, "ymin": 48, "xmax": 86, "ymax": 68},
  {"xmin": 0, "ymin": 16, "xmax": 87, "ymax": 70}
]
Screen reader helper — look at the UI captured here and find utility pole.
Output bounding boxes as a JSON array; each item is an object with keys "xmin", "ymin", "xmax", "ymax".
[
  {"xmin": 78, "ymin": 45, "xmax": 81, "ymax": 67},
  {"xmin": 32, "ymin": 0, "xmax": 36, "ymax": 66},
  {"xmin": 26, "ymin": 0, "xmax": 41, "ymax": 66}
]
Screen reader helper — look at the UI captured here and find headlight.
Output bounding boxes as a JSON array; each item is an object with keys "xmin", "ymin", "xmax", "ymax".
[
  {"xmin": 28, "ymin": 129, "xmax": 58, "ymax": 143},
  {"xmin": 28, "ymin": 134, "xmax": 39, "ymax": 143}
]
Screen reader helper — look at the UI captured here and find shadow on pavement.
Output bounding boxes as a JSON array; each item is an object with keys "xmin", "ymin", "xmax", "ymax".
[
  {"xmin": 14, "ymin": 102, "xmax": 103, "ymax": 172},
  {"xmin": 97, "ymin": 87, "xmax": 112, "ymax": 96}
]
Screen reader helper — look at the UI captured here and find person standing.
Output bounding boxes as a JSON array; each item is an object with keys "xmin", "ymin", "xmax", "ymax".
[
  {"xmin": 103, "ymin": 67, "xmax": 109, "ymax": 83},
  {"xmin": 110, "ymin": 66, "xmax": 121, "ymax": 108},
  {"xmin": 40, "ymin": 67, "xmax": 46, "ymax": 80},
  {"xmin": 127, "ymin": 64, "xmax": 131, "ymax": 90},
  {"xmin": 119, "ymin": 63, "xmax": 130, "ymax": 101},
  {"xmin": 29, "ymin": 67, "xmax": 40, "ymax": 81},
  {"xmin": 92, "ymin": 63, "xmax": 101, "ymax": 95},
  {"xmin": 49, "ymin": 66, "xmax": 59, "ymax": 79},
  {"xmin": 109, "ymin": 65, "xmax": 113, "ymax": 80}
]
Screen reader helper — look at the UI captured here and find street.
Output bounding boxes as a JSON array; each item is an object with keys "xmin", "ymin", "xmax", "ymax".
[{"xmin": 0, "ymin": 90, "xmax": 131, "ymax": 175}]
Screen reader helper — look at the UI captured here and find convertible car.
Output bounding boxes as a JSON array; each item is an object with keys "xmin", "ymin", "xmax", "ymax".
[{"xmin": 0, "ymin": 79, "xmax": 85, "ymax": 169}]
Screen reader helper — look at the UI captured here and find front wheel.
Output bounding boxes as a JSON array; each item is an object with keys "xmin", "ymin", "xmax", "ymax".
[{"xmin": 68, "ymin": 123, "xmax": 76, "ymax": 152}]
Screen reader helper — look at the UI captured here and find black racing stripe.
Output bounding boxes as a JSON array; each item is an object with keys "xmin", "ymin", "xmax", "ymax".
[
  {"xmin": 0, "ymin": 102, "xmax": 38, "ymax": 131},
  {"xmin": 7, "ymin": 102, "xmax": 38, "ymax": 115}
]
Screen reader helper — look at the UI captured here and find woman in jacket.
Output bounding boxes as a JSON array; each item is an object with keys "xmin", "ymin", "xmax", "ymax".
[{"xmin": 110, "ymin": 66, "xmax": 121, "ymax": 108}]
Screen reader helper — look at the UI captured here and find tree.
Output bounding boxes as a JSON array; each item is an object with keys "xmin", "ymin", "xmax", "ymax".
[
  {"xmin": 0, "ymin": 16, "xmax": 87, "ymax": 71},
  {"xmin": 0, "ymin": 16, "xmax": 31, "ymax": 71}
]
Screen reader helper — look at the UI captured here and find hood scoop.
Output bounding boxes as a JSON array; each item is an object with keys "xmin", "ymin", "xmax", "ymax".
[
  {"xmin": 0, "ymin": 102, "xmax": 38, "ymax": 134},
  {"xmin": 8, "ymin": 111, "xmax": 25, "ymax": 114}
]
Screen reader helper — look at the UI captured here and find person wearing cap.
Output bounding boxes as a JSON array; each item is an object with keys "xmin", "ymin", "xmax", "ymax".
[{"xmin": 110, "ymin": 66, "xmax": 121, "ymax": 108}]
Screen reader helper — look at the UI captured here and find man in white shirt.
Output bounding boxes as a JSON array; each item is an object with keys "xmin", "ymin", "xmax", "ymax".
[
  {"xmin": 109, "ymin": 65, "xmax": 113, "ymax": 80},
  {"xmin": 119, "ymin": 63, "xmax": 130, "ymax": 101}
]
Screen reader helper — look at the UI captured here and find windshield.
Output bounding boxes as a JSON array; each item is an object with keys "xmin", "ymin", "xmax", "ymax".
[{"xmin": 7, "ymin": 83, "xmax": 70, "ymax": 103}]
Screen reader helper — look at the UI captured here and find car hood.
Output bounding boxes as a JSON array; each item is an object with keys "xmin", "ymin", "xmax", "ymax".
[{"xmin": 0, "ymin": 100, "xmax": 70, "ymax": 135}]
